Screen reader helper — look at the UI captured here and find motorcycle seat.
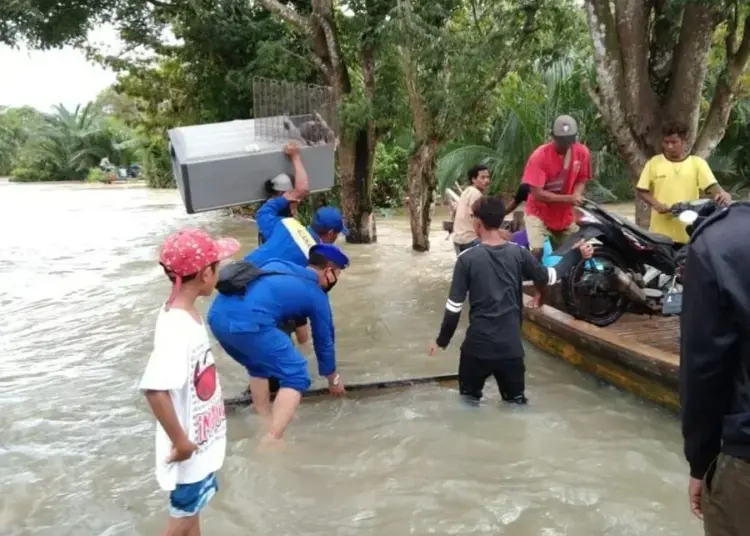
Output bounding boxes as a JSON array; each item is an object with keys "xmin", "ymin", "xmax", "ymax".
[{"xmin": 620, "ymin": 218, "xmax": 674, "ymax": 246}]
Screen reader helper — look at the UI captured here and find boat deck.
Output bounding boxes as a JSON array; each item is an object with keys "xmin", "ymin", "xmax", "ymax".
[
  {"xmin": 606, "ymin": 314, "xmax": 679, "ymax": 356},
  {"xmin": 527, "ymin": 282, "xmax": 680, "ymax": 357}
]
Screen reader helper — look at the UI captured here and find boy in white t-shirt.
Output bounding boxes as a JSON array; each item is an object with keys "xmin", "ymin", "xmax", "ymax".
[{"xmin": 140, "ymin": 228, "xmax": 239, "ymax": 535}]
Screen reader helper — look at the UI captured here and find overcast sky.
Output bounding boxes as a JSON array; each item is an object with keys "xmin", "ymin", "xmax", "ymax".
[{"xmin": 0, "ymin": 25, "xmax": 122, "ymax": 112}]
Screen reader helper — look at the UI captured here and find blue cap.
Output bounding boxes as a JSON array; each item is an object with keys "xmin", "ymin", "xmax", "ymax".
[
  {"xmin": 313, "ymin": 206, "xmax": 349, "ymax": 236},
  {"xmin": 309, "ymin": 243, "xmax": 350, "ymax": 269}
]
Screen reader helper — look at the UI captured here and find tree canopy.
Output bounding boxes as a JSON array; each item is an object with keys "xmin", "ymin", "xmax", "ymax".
[{"xmin": 3, "ymin": 0, "xmax": 750, "ymax": 248}]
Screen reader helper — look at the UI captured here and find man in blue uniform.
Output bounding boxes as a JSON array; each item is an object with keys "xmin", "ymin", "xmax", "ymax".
[
  {"xmin": 251, "ymin": 141, "xmax": 347, "ymax": 351},
  {"xmin": 208, "ymin": 243, "xmax": 349, "ymax": 447},
  {"xmin": 250, "ymin": 192, "xmax": 348, "ymax": 352},
  {"xmin": 250, "ymin": 201, "xmax": 349, "ymax": 267},
  {"xmin": 255, "ymin": 141, "xmax": 310, "ymax": 245},
  {"xmin": 250, "ymin": 179, "xmax": 348, "ymax": 345},
  {"xmin": 257, "ymin": 173, "xmax": 295, "ymax": 246}
]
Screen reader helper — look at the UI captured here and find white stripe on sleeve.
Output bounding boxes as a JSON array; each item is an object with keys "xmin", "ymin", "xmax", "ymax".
[
  {"xmin": 547, "ymin": 267, "xmax": 557, "ymax": 285},
  {"xmin": 445, "ymin": 299, "xmax": 463, "ymax": 313}
]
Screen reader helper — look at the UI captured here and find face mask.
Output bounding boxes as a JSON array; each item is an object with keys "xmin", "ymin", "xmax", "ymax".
[{"xmin": 323, "ymin": 268, "xmax": 338, "ymax": 293}]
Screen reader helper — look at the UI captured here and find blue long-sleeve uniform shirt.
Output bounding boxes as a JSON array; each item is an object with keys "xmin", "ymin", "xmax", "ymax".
[
  {"xmin": 208, "ymin": 259, "xmax": 337, "ymax": 376},
  {"xmin": 249, "ymin": 197, "xmax": 321, "ymax": 267}
]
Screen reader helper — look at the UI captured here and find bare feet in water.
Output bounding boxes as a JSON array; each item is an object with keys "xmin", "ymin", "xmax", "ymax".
[
  {"xmin": 257, "ymin": 433, "xmax": 285, "ymax": 453},
  {"xmin": 255, "ymin": 412, "xmax": 272, "ymax": 432}
]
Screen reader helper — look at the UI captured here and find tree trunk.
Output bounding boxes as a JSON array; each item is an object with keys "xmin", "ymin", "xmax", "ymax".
[
  {"xmin": 255, "ymin": 0, "xmax": 379, "ymax": 243},
  {"xmin": 407, "ymin": 141, "xmax": 438, "ymax": 252},
  {"xmin": 398, "ymin": 11, "xmax": 437, "ymax": 252},
  {"xmin": 338, "ymin": 127, "xmax": 377, "ymax": 243},
  {"xmin": 633, "ymin": 192, "xmax": 651, "ymax": 228}
]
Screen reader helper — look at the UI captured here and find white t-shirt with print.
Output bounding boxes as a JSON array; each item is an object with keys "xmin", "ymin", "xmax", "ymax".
[{"xmin": 139, "ymin": 307, "xmax": 227, "ymax": 491}]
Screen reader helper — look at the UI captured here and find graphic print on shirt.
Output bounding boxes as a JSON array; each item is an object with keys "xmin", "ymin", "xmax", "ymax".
[
  {"xmin": 543, "ymin": 173, "xmax": 566, "ymax": 193},
  {"xmin": 281, "ymin": 217, "xmax": 316, "ymax": 259},
  {"xmin": 194, "ymin": 348, "xmax": 217, "ymax": 401},
  {"xmin": 190, "ymin": 345, "xmax": 226, "ymax": 449}
]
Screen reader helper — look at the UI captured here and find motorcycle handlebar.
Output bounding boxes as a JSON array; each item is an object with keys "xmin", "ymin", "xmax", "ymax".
[{"xmin": 669, "ymin": 199, "xmax": 716, "ymax": 216}]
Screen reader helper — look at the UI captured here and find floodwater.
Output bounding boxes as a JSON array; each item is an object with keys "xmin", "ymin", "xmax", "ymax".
[{"xmin": 0, "ymin": 180, "xmax": 698, "ymax": 535}]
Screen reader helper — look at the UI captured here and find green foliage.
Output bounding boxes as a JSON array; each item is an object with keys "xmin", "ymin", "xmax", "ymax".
[
  {"xmin": 372, "ymin": 142, "xmax": 410, "ymax": 207},
  {"xmin": 9, "ymin": 167, "xmax": 49, "ymax": 182},
  {"xmin": 394, "ymin": 0, "xmax": 588, "ymax": 141},
  {"xmin": 12, "ymin": 0, "xmax": 749, "ymax": 213},
  {"xmin": 2, "ymin": 102, "xmax": 144, "ymax": 182},
  {"xmin": 711, "ymin": 100, "xmax": 750, "ymax": 193},
  {"xmin": 138, "ymin": 135, "xmax": 174, "ymax": 189},
  {"xmin": 100, "ymin": 1, "xmax": 319, "ymax": 127},
  {"xmin": 86, "ymin": 167, "xmax": 111, "ymax": 183},
  {"xmin": 0, "ymin": 0, "xmax": 113, "ymax": 48},
  {"xmin": 0, "ymin": 106, "xmax": 44, "ymax": 175},
  {"xmin": 338, "ymin": 90, "xmax": 375, "ymax": 140}
]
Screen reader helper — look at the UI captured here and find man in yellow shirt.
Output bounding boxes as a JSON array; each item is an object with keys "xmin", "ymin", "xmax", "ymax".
[{"xmin": 636, "ymin": 121, "xmax": 731, "ymax": 246}]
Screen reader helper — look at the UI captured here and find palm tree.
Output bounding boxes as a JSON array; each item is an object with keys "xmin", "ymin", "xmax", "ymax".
[
  {"xmin": 33, "ymin": 103, "xmax": 110, "ymax": 180},
  {"xmin": 709, "ymin": 99, "xmax": 750, "ymax": 196},
  {"xmin": 16, "ymin": 103, "xmax": 142, "ymax": 181}
]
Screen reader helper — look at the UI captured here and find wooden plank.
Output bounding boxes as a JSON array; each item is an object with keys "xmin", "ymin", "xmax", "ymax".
[
  {"xmin": 606, "ymin": 315, "xmax": 679, "ymax": 355},
  {"xmin": 224, "ymin": 373, "xmax": 459, "ymax": 411}
]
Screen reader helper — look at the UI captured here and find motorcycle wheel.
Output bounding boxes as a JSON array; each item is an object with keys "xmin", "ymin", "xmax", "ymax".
[{"xmin": 561, "ymin": 245, "xmax": 629, "ymax": 327}]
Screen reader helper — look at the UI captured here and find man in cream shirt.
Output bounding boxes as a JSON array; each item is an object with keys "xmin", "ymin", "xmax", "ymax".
[{"xmin": 452, "ymin": 165, "xmax": 491, "ymax": 255}]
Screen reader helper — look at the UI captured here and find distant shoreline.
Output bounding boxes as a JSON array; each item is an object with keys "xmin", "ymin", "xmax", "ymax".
[{"xmin": 0, "ymin": 177, "xmax": 148, "ymax": 188}]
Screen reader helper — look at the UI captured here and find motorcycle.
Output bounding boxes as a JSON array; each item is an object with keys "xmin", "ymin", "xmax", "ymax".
[{"xmin": 553, "ymin": 198, "xmax": 717, "ymax": 327}]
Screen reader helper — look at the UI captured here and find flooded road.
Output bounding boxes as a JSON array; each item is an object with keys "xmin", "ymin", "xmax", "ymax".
[{"xmin": 0, "ymin": 181, "xmax": 698, "ymax": 535}]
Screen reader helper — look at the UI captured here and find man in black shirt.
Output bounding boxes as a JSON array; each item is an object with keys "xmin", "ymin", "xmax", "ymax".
[
  {"xmin": 429, "ymin": 196, "xmax": 592, "ymax": 404},
  {"xmin": 680, "ymin": 202, "xmax": 750, "ymax": 533}
]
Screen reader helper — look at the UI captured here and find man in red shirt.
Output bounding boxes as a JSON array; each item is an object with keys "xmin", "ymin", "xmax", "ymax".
[{"xmin": 521, "ymin": 115, "xmax": 592, "ymax": 259}]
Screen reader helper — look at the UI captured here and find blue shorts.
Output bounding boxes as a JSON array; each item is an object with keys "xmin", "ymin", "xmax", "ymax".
[
  {"xmin": 169, "ymin": 472, "xmax": 218, "ymax": 518},
  {"xmin": 209, "ymin": 320, "xmax": 311, "ymax": 393}
]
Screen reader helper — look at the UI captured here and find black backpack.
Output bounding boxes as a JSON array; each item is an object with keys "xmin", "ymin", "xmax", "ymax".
[{"xmin": 215, "ymin": 260, "xmax": 289, "ymax": 296}]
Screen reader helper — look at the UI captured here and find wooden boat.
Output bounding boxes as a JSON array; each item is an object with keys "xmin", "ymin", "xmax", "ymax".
[
  {"xmin": 521, "ymin": 284, "xmax": 679, "ymax": 412},
  {"xmin": 225, "ymin": 373, "xmax": 459, "ymax": 411}
]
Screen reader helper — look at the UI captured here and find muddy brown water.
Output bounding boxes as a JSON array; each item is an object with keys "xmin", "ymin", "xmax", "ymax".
[{"xmin": 0, "ymin": 181, "xmax": 698, "ymax": 535}]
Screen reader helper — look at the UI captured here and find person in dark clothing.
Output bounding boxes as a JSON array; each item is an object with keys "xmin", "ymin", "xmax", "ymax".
[
  {"xmin": 429, "ymin": 196, "xmax": 593, "ymax": 403},
  {"xmin": 679, "ymin": 202, "xmax": 750, "ymax": 533}
]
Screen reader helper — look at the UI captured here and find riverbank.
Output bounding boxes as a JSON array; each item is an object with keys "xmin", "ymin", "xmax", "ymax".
[{"xmin": 0, "ymin": 176, "xmax": 148, "ymax": 189}]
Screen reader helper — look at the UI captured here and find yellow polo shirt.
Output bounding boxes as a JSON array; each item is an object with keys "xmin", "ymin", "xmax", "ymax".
[{"xmin": 636, "ymin": 154, "xmax": 717, "ymax": 244}]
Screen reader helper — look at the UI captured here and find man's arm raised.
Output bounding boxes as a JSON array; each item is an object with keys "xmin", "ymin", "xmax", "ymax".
[{"xmin": 283, "ymin": 142, "xmax": 310, "ymax": 203}]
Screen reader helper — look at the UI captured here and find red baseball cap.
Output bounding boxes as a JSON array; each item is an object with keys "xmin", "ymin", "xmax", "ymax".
[{"xmin": 160, "ymin": 228, "xmax": 240, "ymax": 309}]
